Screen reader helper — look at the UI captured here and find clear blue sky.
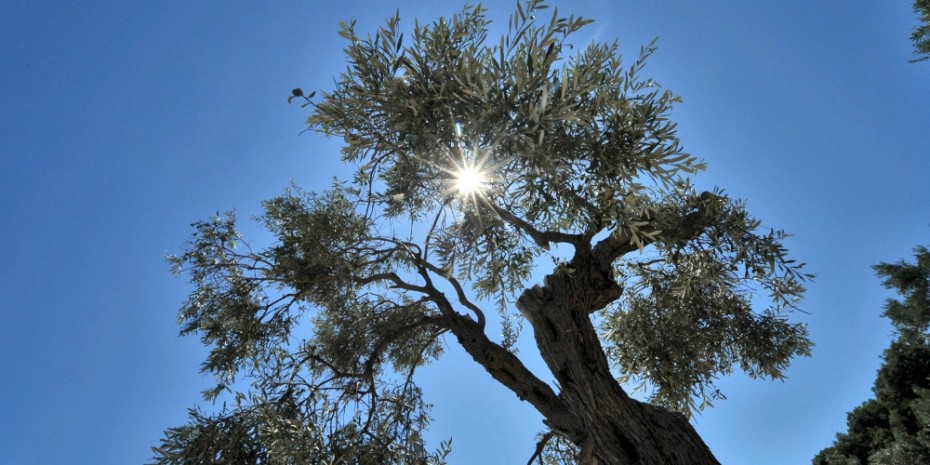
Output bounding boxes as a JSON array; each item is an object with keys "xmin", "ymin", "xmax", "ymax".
[{"xmin": 2, "ymin": 1, "xmax": 928, "ymax": 464}]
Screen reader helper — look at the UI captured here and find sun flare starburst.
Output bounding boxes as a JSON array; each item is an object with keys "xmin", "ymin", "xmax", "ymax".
[
  {"xmin": 433, "ymin": 120, "xmax": 502, "ymax": 205},
  {"xmin": 453, "ymin": 164, "xmax": 488, "ymax": 196}
]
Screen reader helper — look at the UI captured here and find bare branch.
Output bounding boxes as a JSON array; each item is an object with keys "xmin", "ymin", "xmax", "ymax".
[
  {"xmin": 419, "ymin": 258, "xmax": 487, "ymax": 329},
  {"xmin": 526, "ymin": 431, "xmax": 556, "ymax": 465},
  {"xmin": 421, "ymin": 282, "xmax": 583, "ymax": 438},
  {"xmin": 423, "ymin": 204, "xmax": 448, "ymax": 261},
  {"xmin": 355, "ymin": 272, "xmax": 429, "ymax": 294},
  {"xmin": 485, "ymin": 201, "xmax": 584, "ymax": 250}
]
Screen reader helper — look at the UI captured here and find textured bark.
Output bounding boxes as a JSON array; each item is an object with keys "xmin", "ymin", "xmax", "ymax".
[{"xmin": 514, "ymin": 247, "xmax": 721, "ymax": 465}]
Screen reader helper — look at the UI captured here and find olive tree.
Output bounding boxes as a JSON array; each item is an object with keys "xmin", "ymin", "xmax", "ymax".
[{"xmin": 152, "ymin": 2, "xmax": 812, "ymax": 464}]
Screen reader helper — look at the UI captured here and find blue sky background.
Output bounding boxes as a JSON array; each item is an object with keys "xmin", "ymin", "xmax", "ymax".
[{"xmin": 1, "ymin": 1, "xmax": 928, "ymax": 464}]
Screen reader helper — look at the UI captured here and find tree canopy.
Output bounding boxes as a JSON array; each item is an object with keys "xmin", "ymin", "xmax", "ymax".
[
  {"xmin": 814, "ymin": 246, "xmax": 930, "ymax": 464},
  {"xmin": 151, "ymin": 2, "xmax": 812, "ymax": 464}
]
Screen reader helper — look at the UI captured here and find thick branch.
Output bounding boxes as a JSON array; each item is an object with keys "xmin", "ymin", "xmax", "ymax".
[
  {"xmin": 426, "ymin": 285, "xmax": 583, "ymax": 437},
  {"xmin": 592, "ymin": 191, "xmax": 720, "ymax": 265},
  {"xmin": 354, "ymin": 256, "xmax": 581, "ymax": 435},
  {"xmin": 592, "ymin": 226, "xmax": 643, "ymax": 269},
  {"xmin": 485, "ymin": 201, "xmax": 584, "ymax": 250},
  {"xmin": 420, "ymin": 259, "xmax": 487, "ymax": 328}
]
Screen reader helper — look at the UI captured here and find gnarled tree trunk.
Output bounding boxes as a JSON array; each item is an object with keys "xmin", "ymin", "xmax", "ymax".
[{"xmin": 513, "ymin": 245, "xmax": 721, "ymax": 465}]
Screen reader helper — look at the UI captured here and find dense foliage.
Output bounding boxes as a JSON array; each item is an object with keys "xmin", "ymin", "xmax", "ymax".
[
  {"xmin": 152, "ymin": 2, "xmax": 812, "ymax": 463},
  {"xmin": 814, "ymin": 246, "xmax": 930, "ymax": 464}
]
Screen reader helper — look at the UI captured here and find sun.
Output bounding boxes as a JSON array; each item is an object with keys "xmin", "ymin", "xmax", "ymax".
[
  {"xmin": 453, "ymin": 164, "xmax": 488, "ymax": 196},
  {"xmin": 437, "ymin": 120, "xmax": 498, "ymax": 202}
]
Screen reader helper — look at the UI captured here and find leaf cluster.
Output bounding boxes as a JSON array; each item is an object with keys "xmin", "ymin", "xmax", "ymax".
[
  {"xmin": 309, "ymin": 0, "xmax": 701, "ymax": 237},
  {"xmin": 155, "ymin": 185, "xmax": 451, "ymax": 464},
  {"xmin": 603, "ymin": 186, "xmax": 812, "ymax": 414}
]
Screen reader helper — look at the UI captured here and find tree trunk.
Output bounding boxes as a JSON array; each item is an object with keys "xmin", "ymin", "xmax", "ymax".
[{"xmin": 516, "ymin": 249, "xmax": 721, "ymax": 465}]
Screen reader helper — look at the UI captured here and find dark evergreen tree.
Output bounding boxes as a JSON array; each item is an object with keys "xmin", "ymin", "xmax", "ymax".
[
  {"xmin": 814, "ymin": 246, "xmax": 930, "ymax": 464},
  {"xmin": 912, "ymin": 0, "xmax": 930, "ymax": 62},
  {"xmin": 152, "ymin": 3, "xmax": 813, "ymax": 464}
]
